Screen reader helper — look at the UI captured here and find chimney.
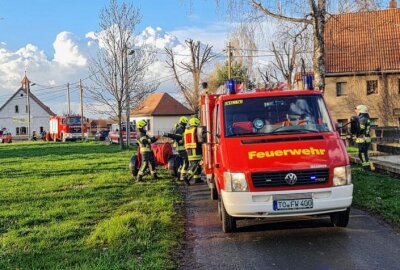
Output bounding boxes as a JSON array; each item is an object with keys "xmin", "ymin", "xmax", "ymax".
[{"xmin": 389, "ymin": 0, "xmax": 397, "ymax": 9}]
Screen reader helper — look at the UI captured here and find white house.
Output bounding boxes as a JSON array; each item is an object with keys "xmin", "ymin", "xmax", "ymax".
[
  {"xmin": 130, "ymin": 92, "xmax": 194, "ymax": 136},
  {"xmin": 0, "ymin": 75, "xmax": 55, "ymax": 138}
]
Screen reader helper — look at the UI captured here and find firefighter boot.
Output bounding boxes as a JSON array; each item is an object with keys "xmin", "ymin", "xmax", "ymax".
[
  {"xmin": 136, "ymin": 174, "xmax": 143, "ymax": 182},
  {"xmin": 183, "ymin": 175, "xmax": 190, "ymax": 186},
  {"xmin": 151, "ymin": 172, "xmax": 159, "ymax": 180}
]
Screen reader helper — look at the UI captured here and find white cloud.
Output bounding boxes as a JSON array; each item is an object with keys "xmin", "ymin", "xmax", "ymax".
[{"xmin": 53, "ymin": 32, "xmax": 88, "ymax": 67}]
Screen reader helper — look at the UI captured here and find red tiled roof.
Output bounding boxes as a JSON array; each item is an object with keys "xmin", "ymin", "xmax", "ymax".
[
  {"xmin": 131, "ymin": 92, "xmax": 194, "ymax": 116},
  {"xmin": 325, "ymin": 8, "xmax": 400, "ymax": 74}
]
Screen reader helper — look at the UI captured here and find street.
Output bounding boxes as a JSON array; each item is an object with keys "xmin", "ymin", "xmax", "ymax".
[{"xmin": 179, "ymin": 183, "xmax": 400, "ymax": 270}]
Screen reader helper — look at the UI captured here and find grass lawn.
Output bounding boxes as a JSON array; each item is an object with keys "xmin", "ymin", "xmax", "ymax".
[
  {"xmin": 352, "ymin": 165, "xmax": 400, "ymax": 225},
  {"xmin": 0, "ymin": 142, "xmax": 183, "ymax": 269}
]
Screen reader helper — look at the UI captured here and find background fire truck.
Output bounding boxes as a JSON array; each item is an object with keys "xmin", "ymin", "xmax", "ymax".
[
  {"xmin": 108, "ymin": 122, "xmax": 137, "ymax": 144},
  {"xmin": 49, "ymin": 115, "xmax": 88, "ymax": 142}
]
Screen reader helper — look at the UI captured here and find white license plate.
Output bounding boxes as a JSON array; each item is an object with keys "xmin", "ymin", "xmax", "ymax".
[{"xmin": 273, "ymin": 199, "xmax": 313, "ymax": 211}]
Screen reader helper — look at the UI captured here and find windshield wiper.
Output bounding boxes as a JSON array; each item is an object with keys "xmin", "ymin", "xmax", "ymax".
[{"xmin": 267, "ymin": 127, "xmax": 319, "ymax": 135}]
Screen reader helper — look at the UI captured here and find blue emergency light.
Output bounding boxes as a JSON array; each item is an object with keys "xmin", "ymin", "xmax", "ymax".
[
  {"xmin": 302, "ymin": 75, "xmax": 314, "ymax": 90},
  {"xmin": 226, "ymin": 79, "xmax": 236, "ymax": 94}
]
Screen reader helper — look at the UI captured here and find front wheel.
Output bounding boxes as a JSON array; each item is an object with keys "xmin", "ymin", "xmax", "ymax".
[
  {"xmin": 221, "ymin": 199, "xmax": 236, "ymax": 233},
  {"xmin": 210, "ymin": 182, "xmax": 218, "ymax": 200},
  {"xmin": 330, "ymin": 207, "xmax": 350, "ymax": 227}
]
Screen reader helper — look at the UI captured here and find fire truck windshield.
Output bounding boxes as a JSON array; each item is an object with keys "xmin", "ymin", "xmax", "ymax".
[
  {"xmin": 224, "ymin": 95, "xmax": 333, "ymax": 137},
  {"xmin": 65, "ymin": 117, "xmax": 82, "ymax": 125}
]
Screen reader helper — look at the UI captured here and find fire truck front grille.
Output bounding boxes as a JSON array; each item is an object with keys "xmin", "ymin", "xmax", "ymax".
[
  {"xmin": 251, "ymin": 169, "xmax": 329, "ymax": 188},
  {"xmin": 70, "ymin": 127, "xmax": 81, "ymax": 133}
]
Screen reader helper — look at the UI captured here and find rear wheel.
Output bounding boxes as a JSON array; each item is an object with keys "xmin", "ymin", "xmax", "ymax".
[
  {"xmin": 221, "ymin": 199, "xmax": 236, "ymax": 233},
  {"xmin": 330, "ymin": 208, "xmax": 350, "ymax": 227},
  {"xmin": 210, "ymin": 182, "xmax": 218, "ymax": 200}
]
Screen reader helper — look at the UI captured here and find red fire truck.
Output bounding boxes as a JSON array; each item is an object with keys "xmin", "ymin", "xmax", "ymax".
[
  {"xmin": 49, "ymin": 115, "xmax": 88, "ymax": 142},
  {"xmin": 200, "ymin": 88, "xmax": 353, "ymax": 232},
  {"xmin": 108, "ymin": 122, "xmax": 136, "ymax": 144}
]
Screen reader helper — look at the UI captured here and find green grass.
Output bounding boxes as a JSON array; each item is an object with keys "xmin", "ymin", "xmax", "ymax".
[
  {"xmin": 0, "ymin": 142, "xmax": 183, "ymax": 270},
  {"xmin": 352, "ymin": 165, "xmax": 400, "ymax": 225}
]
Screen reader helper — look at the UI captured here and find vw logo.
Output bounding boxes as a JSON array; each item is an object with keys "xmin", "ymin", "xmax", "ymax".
[{"xmin": 285, "ymin": 173, "xmax": 298, "ymax": 185}]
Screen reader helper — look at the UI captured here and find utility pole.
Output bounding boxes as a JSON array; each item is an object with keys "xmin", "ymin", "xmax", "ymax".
[
  {"xmin": 227, "ymin": 42, "xmax": 233, "ymax": 80},
  {"xmin": 125, "ymin": 47, "xmax": 130, "ymax": 149},
  {"xmin": 67, "ymin": 82, "xmax": 71, "ymax": 115},
  {"xmin": 27, "ymin": 80, "xmax": 31, "ymax": 141},
  {"xmin": 79, "ymin": 79, "xmax": 84, "ymax": 141}
]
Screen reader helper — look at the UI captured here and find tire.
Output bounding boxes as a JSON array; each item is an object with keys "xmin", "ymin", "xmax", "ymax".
[
  {"xmin": 167, "ymin": 155, "xmax": 178, "ymax": 177},
  {"xmin": 330, "ymin": 207, "xmax": 350, "ymax": 227},
  {"xmin": 217, "ymin": 198, "xmax": 222, "ymax": 221},
  {"xmin": 221, "ymin": 198, "xmax": 236, "ymax": 233},
  {"xmin": 210, "ymin": 182, "xmax": 218, "ymax": 200},
  {"xmin": 129, "ymin": 155, "xmax": 139, "ymax": 177}
]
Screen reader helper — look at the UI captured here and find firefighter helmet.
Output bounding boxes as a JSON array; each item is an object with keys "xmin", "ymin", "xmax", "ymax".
[
  {"xmin": 137, "ymin": 119, "xmax": 147, "ymax": 128},
  {"xmin": 189, "ymin": 117, "xmax": 200, "ymax": 127},
  {"xmin": 355, "ymin": 105, "xmax": 368, "ymax": 114},
  {"xmin": 179, "ymin": 116, "xmax": 188, "ymax": 125}
]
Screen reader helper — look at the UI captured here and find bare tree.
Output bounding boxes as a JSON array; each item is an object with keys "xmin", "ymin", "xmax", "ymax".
[
  {"xmin": 165, "ymin": 39, "xmax": 214, "ymax": 114},
  {"xmin": 88, "ymin": 0, "xmax": 157, "ymax": 149},
  {"xmin": 249, "ymin": 0, "xmax": 327, "ymax": 91}
]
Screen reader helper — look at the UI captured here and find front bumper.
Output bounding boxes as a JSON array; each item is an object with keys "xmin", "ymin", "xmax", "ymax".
[
  {"xmin": 65, "ymin": 133, "xmax": 88, "ymax": 139},
  {"xmin": 221, "ymin": 185, "xmax": 353, "ymax": 218}
]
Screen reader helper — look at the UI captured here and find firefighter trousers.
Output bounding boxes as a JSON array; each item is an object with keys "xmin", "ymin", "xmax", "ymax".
[
  {"xmin": 358, "ymin": 142, "xmax": 370, "ymax": 170},
  {"xmin": 177, "ymin": 150, "xmax": 189, "ymax": 180},
  {"xmin": 138, "ymin": 151, "xmax": 157, "ymax": 178},
  {"xmin": 187, "ymin": 159, "xmax": 202, "ymax": 183}
]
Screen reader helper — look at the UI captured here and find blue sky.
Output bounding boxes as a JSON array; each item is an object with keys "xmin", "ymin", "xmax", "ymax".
[{"xmin": 0, "ymin": 0, "xmax": 223, "ymax": 56}]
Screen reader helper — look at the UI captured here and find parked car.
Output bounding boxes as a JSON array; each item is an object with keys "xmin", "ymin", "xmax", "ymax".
[
  {"xmin": 94, "ymin": 130, "xmax": 110, "ymax": 141},
  {"xmin": 0, "ymin": 130, "xmax": 12, "ymax": 143}
]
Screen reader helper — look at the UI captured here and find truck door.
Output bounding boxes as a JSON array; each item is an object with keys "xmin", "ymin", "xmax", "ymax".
[{"xmin": 213, "ymin": 104, "xmax": 222, "ymax": 183}]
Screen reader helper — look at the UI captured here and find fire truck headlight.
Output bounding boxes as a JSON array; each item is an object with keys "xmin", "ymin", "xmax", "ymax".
[
  {"xmin": 224, "ymin": 172, "xmax": 248, "ymax": 192},
  {"xmin": 333, "ymin": 165, "xmax": 351, "ymax": 186}
]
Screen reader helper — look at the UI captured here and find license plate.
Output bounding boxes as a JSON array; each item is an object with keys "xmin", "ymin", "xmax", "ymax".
[{"xmin": 273, "ymin": 199, "xmax": 313, "ymax": 211}]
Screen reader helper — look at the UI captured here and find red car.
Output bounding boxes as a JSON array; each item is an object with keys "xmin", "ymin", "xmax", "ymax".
[{"xmin": 0, "ymin": 130, "xmax": 12, "ymax": 143}]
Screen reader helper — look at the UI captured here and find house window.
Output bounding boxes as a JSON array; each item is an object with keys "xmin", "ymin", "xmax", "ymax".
[
  {"xmin": 16, "ymin": 127, "xmax": 20, "ymax": 135},
  {"xmin": 146, "ymin": 119, "xmax": 151, "ymax": 131},
  {"xmin": 15, "ymin": 105, "xmax": 19, "ymax": 113},
  {"xmin": 336, "ymin": 82, "xmax": 347, "ymax": 96},
  {"xmin": 398, "ymin": 79, "xmax": 400, "ymax": 94},
  {"xmin": 20, "ymin": 127, "xmax": 27, "ymax": 135},
  {"xmin": 337, "ymin": 119, "xmax": 349, "ymax": 135},
  {"xmin": 370, "ymin": 118, "xmax": 378, "ymax": 127},
  {"xmin": 367, "ymin": 80, "xmax": 378, "ymax": 95}
]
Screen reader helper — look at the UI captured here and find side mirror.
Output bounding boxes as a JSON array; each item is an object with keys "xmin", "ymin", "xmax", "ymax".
[{"xmin": 197, "ymin": 126, "xmax": 207, "ymax": 143}]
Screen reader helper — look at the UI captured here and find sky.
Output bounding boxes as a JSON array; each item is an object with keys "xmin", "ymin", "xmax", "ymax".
[{"xmin": 0, "ymin": 0, "xmax": 233, "ymax": 116}]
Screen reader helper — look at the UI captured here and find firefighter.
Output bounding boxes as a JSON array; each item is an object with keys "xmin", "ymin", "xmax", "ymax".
[
  {"xmin": 136, "ymin": 119, "xmax": 158, "ymax": 181},
  {"xmin": 184, "ymin": 117, "xmax": 203, "ymax": 185},
  {"xmin": 32, "ymin": 130, "xmax": 38, "ymax": 141},
  {"xmin": 163, "ymin": 116, "xmax": 189, "ymax": 182},
  {"xmin": 354, "ymin": 105, "xmax": 372, "ymax": 171}
]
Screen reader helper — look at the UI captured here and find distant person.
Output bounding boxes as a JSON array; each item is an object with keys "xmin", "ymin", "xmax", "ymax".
[
  {"xmin": 136, "ymin": 120, "xmax": 158, "ymax": 181},
  {"xmin": 32, "ymin": 130, "xmax": 37, "ymax": 141},
  {"xmin": 354, "ymin": 105, "xmax": 371, "ymax": 171}
]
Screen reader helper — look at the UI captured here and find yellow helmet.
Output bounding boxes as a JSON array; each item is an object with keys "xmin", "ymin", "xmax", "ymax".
[
  {"xmin": 355, "ymin": 105, "xmax": 368, "ymax": 114},
  {"xmin": 137, "ymin": 119, "xmax": 147, "ymax": 128},
  {"xmin": 179, "ymin": 116, "xmax": 188, "ymax": 125},
  {"xmin": 189, "ymin": 117, "xmax": 200, "ymax": 127}
]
